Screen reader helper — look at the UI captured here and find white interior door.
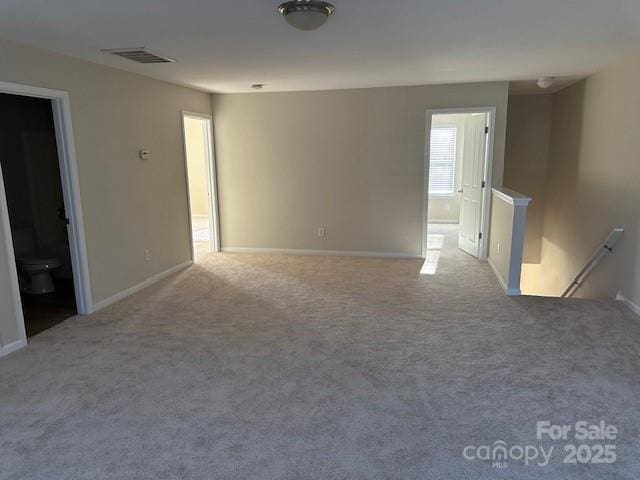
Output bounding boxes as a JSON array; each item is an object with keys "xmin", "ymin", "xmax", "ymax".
[
  {"xmin": 183, "ymin": 113, "xmax": 220, "ymax": 255},
  {"xmin": 458, "ymin": 113, "xmax": 487, "ymax": 257},
  {"xmin": 201, "ymin": 119, "xmax": 218, "ymax": 252}
]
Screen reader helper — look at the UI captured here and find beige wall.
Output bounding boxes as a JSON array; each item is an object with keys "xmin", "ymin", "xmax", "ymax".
[
  {"xmin": 522, "ymin": 58, "xmax": 640, "ymax": 303},
  {"xmin": 184, "ymin": 117, "xmax": 209, "ymax": 217},
  {"xmin": 427, "ymin": 114, "xmax": 466, "ymax": 223},
  {"xmin": 503, "ymin": 94, "xmax": 552, "ymax": 263},
  {"xmin": 0, "ymin": 38, "xmax": 211, "ymax": 348},
  {"xmin": 212, "ymin": 82, "xmax": 508, "ymax": 254}
]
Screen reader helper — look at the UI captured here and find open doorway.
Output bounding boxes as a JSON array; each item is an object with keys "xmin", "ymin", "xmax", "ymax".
[
  {"xmin": 0, "ymin": 93, "xmax": 83, "ymax": 337},
  {"xmin": 182, "ymin": 112, "xmax": 219, "ymax": 260},
  {"xmin": 422, "ymin": 108, "xmax": 494, "ymax": 274}
]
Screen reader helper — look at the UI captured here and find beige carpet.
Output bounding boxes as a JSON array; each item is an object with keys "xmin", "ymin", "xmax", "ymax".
[{"xmin": 1, "ymin": 225, "xmax": 639, "ymax": 479}]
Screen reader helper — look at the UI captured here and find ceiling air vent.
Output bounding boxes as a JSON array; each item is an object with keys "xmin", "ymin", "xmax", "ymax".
[{"xmin": 101, "ymin": 48, "xmax": 175, "ymax": 64}]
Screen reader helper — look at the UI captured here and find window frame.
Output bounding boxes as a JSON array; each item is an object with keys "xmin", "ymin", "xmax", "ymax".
[{"xmin": 427, "ymin": 124, "xmax": 458, "ymax": 198}]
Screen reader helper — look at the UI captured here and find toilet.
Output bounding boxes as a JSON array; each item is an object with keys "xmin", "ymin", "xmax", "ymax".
[
  {"xmin": 12, "ymin": 228, "xmax": 62, "ymax": 294},
  {"xmin": 19, "ymin": 254, "xmax": 62, "ymax": 294}
]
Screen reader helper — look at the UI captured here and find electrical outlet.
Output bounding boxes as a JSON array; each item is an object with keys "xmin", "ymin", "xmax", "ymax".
[
  {"xmin": 144, "ymin": 249, "xmax": 152, "ymax": 262},
  {"xmin": 318, "ymin": 227, "xmax": 326, "ymax": 237}
]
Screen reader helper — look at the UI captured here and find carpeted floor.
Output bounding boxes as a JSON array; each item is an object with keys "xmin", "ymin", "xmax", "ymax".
[
  {"xmin": 192, "ymin": 216, "xmax": 211, "ymax": 253},
  {"xmin": 1, "ymin": 225, "xmax": 639, "ymax": 479}
]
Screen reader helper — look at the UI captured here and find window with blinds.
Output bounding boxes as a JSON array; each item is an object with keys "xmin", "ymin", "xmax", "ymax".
[{"xmin": 428, "ymin": 125, "xmax": 457, "ymax": 196}]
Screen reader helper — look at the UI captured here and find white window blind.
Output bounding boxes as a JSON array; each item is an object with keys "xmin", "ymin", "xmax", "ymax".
[{"xmin": 428, "ymin": 125, "xmax": 457, "ymax": 195}]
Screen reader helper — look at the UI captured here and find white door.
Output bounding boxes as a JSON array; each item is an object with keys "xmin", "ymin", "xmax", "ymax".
[
  {"xmin": 183, "ymin": 114, "xmax": 218, "ymax": 254},
  {"xmin": 458, "ymin": 113, "xmax": 488, "ymax": 257},
  {"xmin": 199, "ymin": 118, "xmax": 217, "ymax": 250}
]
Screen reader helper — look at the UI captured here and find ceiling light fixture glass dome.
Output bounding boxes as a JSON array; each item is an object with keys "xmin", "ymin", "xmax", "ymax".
[
  {"xmin": 278, "ymin": 1, "xmax": 335, "ymax": 31},
  {"xmin": 537, "ymin": 76, "xmax": 555, "ymax": 89}
]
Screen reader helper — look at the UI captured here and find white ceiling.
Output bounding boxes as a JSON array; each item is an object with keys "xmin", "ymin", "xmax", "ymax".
[{"xmin": 1, "ymin": 0, "xmax": 639, "ymax": 93}]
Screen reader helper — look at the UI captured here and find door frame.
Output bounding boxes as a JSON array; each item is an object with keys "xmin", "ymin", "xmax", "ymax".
[
  {"xmin": 0, "ymin": 81, "xmax": 93, "ymax": 352},
  {"xmin": 181, "ymin": 111, "xmax": 221, "ymax": 257},
  {"xmin": 422, "ymin": 106, "xmax": 496, "ymax": 260}
]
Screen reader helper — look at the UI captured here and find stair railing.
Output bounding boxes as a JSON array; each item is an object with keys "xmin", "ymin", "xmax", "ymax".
[{"xmin": 561, "ymin": 227, "xmax": 624, "ymax": 298}]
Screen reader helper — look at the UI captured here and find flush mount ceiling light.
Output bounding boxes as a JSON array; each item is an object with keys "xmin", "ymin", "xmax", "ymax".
[
  {"xmin": 278, "ymin": 0, "xmax": 335, "ymax": 31},
  {"xmin": 537, "ymin": 76, "xmax": 555, "ymax": 89}
]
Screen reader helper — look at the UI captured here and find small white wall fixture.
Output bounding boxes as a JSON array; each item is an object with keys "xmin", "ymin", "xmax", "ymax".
[
  {"xmin": 488, "ymin": 187, "xmax": 531, "ymax": 296},
  {"xmin": 0, "ymin": 80, "xmax": 93, "ymax": 356}
]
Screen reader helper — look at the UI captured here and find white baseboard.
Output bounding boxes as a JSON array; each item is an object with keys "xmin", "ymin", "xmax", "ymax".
[
  {"xmin": 91, "ymin": 260, "xmax": 193, "ymax": 312},
  {"xmin": 0, "ymin": 338, "xmax": 27, "ymax": 358},
  {"xmin": 488, "ymin": 257, "xmax": 520, "ymax": 296},
  {"xmin": 616, "ymin": 291, "xmax": 640, "ymax": 317},
  {"xmin": 428, "ymin": 220, "xmax": 459, "ymax": 225},
  {"xmin": 221, "ymin": 246, "xmax": 422, "ymax": 259}
]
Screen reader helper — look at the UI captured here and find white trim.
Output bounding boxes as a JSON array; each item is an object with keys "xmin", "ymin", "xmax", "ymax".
[
  {"xmin": 428, "ymin": 194, "xmax": 457, "ymax": 199},
  {"xmin": 428, "ymin": 219, "xmax": 459, "ymax": 225},
  {"xmin": 222, "ymin": 247, "xmax": 422, "ymax": 259},
  {"xmin": 0, "ymin": 162, "xmax": 27, "ymax": 349},
  {"xmin": 422, "ymin": 107, "xmax": 496, "ymax": 260},
  {"xmin": 92, "ymin": 260, "xmax": 192, "ymax": 312},
  {"xmin": 488, "ymin": 257, "xmax": 521, "ymax": 296},
  {"xmin": 0, "ymin": 81, "xmax": 93, "ymax": 352},
  {"xmin": 616, "ymin": 292, "xmax": 640, "ymax": 317},
  {"xmin": 0, "ymin": 339, "xmax": 27, "ymax": 358},
  {"xmin": 488, "ymin": 188, "xmax": 530, "ymax": 296},
  {"xmin": 487, "ymin": 190, "xmax": 529, "ymax": 297},
  {"xmin": 51, "ymin": 93, "xmax": 93, "ymax": 314},
  {"xmin": 181, "ymin": 111, "xmax": 221, "ymax": 257},
  {"xmin": 0, "ymin": 81, "xmax": 68, "ymax": 100},
  {"xmin": 491, "ymin": 187, "xmax": 531, "ymax": 207},
  {"xmin": 427, "ymin": 123, "xmax": 458, "ymax": 196}
]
